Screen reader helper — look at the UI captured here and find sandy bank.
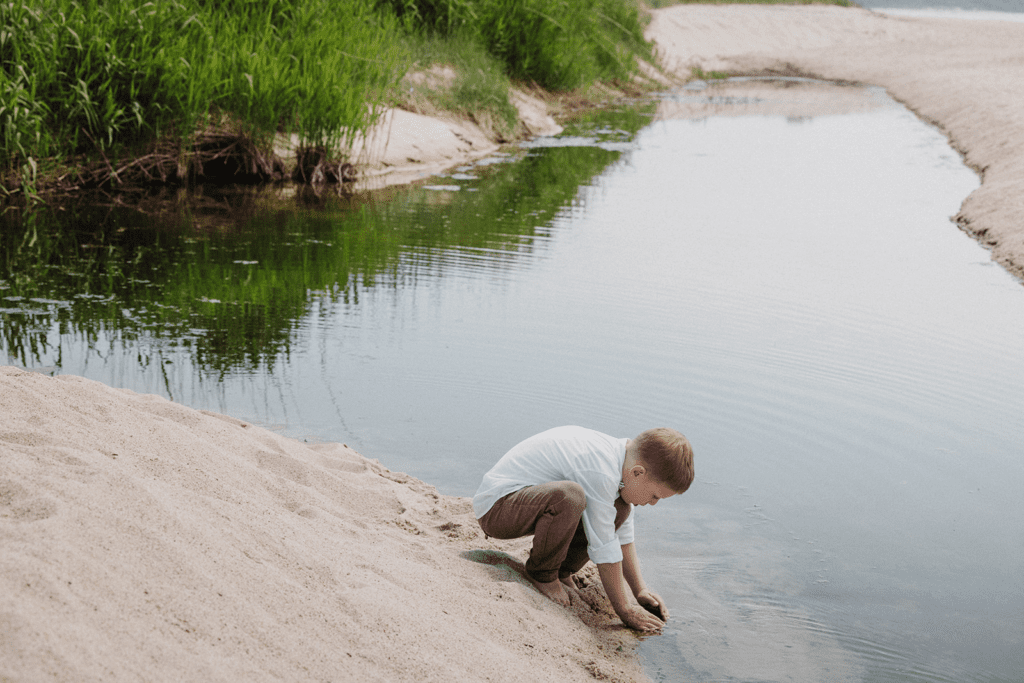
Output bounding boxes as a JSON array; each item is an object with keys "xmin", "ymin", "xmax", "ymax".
[
  {"xmin": 646, "ymin": 4, "xmax": 1024, "ymax": 282},
  {"xmin": 0, "ymin": 367, "xmax": 645, "ymax": 682},
  {"xmin": 271, "ymin": 87, "xmax": 564, "ymax": 192}
]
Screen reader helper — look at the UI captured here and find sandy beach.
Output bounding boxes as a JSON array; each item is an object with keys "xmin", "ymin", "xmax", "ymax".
[
  {"xmin": 0, "ymin": 367, "xmax": 645, "ymax": 682},
  {"xmin": 4, "ymin": 5, "xmax": 1024, "ymax": 682}
]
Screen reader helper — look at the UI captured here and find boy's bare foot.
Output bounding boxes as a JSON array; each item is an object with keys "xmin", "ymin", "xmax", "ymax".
[
  {"xmin": 529, "ymin": 576, "xmax": 570, "ymax": 606},
  {"xmin": 560, "ymin": 574, "xmax": 584, "ymax": 590}
]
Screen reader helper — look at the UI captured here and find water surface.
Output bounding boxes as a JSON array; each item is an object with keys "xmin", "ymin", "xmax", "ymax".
[
  {"xmin": 3, "ymin": 79, "xmax": 1023, "ymax": 682},
  {"xmin": 863, "ymin": 0, "xmax": 1022, "ymax": 12}
]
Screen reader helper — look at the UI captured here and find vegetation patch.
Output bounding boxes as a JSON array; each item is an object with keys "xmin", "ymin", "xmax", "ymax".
[
  {"xmin": 1, "ymin": 0, "xmax": 408, "ymax": 195},
  {"xmin": 398, "ymin": 37, "xmax": 521, "ymax": 141},
  {"xmin": 383, "ymin": 0, "xmax": 654, "ymax": 91},
  {"xmin": 690, "ymin": 66, "xmax": 730, "ymax": 81},
  {"xmin": 646, "ymin": 0, "xmax": 853, "ymax": 6},
  {"xmin": 5, "ymin": 0, "xmax": 850, "ymax": 198}
]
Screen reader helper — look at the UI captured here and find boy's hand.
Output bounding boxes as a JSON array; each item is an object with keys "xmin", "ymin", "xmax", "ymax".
[
  {"xmin": 636, "ymin": 588, "xmax": 669, "ymax": 622},
  {"xmin": 620, "ymin": 604, "xmax": 665, "ymax": 632}
]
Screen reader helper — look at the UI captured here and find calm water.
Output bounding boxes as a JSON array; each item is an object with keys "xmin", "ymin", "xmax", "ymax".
[
  {"xmin": 866, "ymin": 0, "xmax": 1024, "ymax": 22},
  {"xmin": 3, "ymin": 79, "xmax": 1024, "ymax": 682},
  {"xmin": 864, "ymin": 0, "xmax": 1022, "ymax": 13}
]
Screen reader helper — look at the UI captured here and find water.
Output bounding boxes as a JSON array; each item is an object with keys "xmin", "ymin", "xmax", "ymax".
[
  {"xmin": 4, "ymin": 79, "xmax": 1024, "ymax": 682},
  {"xmin": 865, "ymin": 0, "xmax": 1024, "ymax": 21},
  {"xmin": 863, "ymin": 0, "xmax": 1022, "ymax": 13}
]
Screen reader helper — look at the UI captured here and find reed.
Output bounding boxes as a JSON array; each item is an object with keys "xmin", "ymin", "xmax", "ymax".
[
  {"xmin": 646, "ymin": 0, "xmax": 852, "ymax": 7},
  {"xmin": 1, "ymin": 0, "xmax": 409, "ymax": 177},
  {"xmin": 2, "ymin": 0, "xmax": 658, "ymax": 192},
  {"xmin": 383, "ymin": 0, "xmax": 653, "ymax": 91}
]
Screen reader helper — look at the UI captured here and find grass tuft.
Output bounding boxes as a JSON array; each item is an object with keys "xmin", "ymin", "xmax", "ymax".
[
  {"xmin": 645, "ymin": 0, "xmax": 853, "ymax": 7},
  {"xmin": 382, "ymin": 0, "xmax": 654, "ymax": 91},
  {"xmin": 400, "ymin": 35, "xmax": 520, "ymax": 140}
]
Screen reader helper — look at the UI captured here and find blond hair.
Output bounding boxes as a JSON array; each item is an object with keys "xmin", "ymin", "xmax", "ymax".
[{"xmin": 634, "ymin": 428, "xmax": 694, "ymax": 494}]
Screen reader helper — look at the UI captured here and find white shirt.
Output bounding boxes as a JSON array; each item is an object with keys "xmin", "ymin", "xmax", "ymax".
[{"xmin": 472, "ymin": 426, "xmax": 635, "ymax": 565}]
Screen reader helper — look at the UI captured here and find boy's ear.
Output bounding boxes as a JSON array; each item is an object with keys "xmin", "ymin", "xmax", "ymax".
[{"xmin": 631, "ymin": 465, "xmax": 646, "ymax": 478}]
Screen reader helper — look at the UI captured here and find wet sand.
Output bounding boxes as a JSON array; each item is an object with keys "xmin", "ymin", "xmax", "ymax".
[{"xmin": 645, "ymin": 4, "xmax": 1024, "ymax": 281}]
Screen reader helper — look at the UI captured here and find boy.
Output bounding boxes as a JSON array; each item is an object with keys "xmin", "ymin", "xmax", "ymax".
[{"xmin": 473, "ymin": 425, "xmax": 694, "ymax": 632}]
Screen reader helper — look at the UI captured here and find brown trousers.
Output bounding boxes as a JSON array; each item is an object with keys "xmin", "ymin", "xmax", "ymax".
[{"xmin": 478, "ymin": 481, "xmax": 630, "ymax": 583}]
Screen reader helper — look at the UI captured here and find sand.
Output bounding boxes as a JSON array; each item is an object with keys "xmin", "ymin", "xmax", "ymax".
[
  {"xmin": 0, "ymin": 367, "xmax": 644, "ymax": 682},
  {"xmin": 294, "ymin": 87, "xmax": 564, "ymax": 191}
]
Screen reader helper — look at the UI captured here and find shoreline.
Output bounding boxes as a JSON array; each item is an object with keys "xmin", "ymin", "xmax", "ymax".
[
  {"xmin": 304, "ymin": 86, "xmax": 567, "ymax": 192},
  {"xmin": 349, "ymin": 4, "xmax": 1024, "ymax": 283},
  {"xmin": 0, "ymin": 367, "xmax": 647, "ymax": 682},
  {"xmin": 645, "ymin": 4, "xmax": 1024, "ymax": 283},
  {"xmin": 348, "ymin": 4, "xmax": 1024, "ymax": 281}
]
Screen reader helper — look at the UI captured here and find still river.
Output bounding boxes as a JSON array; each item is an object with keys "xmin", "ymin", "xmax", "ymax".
[{"xmin": 3, "ymin": 78, "xmax": 1023, "ymax": 682}]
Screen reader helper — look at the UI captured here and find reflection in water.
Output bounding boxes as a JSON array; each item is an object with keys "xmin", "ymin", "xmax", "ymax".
[
  {"xmin": 4, "ymin": 82, "xmax": 1024, "ymax": 682},
  {"xmin": 1, "ymin": 110, "xmax": 639, "ymax": 388}
]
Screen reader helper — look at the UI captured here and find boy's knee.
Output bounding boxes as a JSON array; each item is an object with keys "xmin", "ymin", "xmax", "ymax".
[{"xmin": 557, "ymin": 481, "xmax": 586, "ymax": 514}]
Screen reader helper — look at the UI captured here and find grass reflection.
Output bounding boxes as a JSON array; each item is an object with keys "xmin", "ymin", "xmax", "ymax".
[{"xmin": 0, "ymin": 102, "xmax": 653, "ymax": 376}]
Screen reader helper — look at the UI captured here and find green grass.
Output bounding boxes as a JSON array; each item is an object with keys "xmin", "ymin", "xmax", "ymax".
[
  {"xmin": 400, "ymin": 34, "xmax": 521, "ymax": 140},
  {"xmin": 1, "ymin": 0, "xmax": 661, "ymax": 193},
  {"xmin": 383, "ymin": 0, "xmax": 654, "ymax": 91},
  {"xmin": 2, "ymin": 0, "xmax": 409, "ymax": 181},
  {"xmin": 646, "ymin": 0, "xmax": 853, "ymax": 7},
  {"xmin": 690, "ymin": 66, "xmax": 729, "ymax": 80}
]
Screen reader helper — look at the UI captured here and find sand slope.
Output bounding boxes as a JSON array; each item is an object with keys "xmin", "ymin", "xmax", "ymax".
[
  {"xmin": 0, "ymin": 367, "xmax": 643, "ymax": 682},
  {"xmin": 646, "ymin": 4, "xmax": 1024, "ymax": 281}
]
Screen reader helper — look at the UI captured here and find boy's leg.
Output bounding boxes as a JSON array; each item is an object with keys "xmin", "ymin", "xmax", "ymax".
[
  {"xmin": 559, "ymin": 522, "xmax": 591, "ymax": 580},
  {"xmin": 478, "ymin": 481, "xmax": 586, "ymax": 584},
  {"xmin": 559, "ymin": 494, "xmax": 632, "ymax": 580}
]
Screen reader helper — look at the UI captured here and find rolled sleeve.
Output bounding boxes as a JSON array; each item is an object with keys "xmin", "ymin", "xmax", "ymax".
[
  {"xmin": 579, "ymin": 476, "xmax": 626, "ymax": 565},
  {"xmin": 617, "ymin": 509, "xmax": 635, "ymax": 546}
]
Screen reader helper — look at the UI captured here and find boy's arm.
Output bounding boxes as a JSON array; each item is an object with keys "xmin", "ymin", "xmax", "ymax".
[
  {"xmin": 597, "ymin": 561, "xmax": 665, "ymax": 632},
  {"xmin": 621, "ymin": 542, "xmax": 670, "ymax": 622}
]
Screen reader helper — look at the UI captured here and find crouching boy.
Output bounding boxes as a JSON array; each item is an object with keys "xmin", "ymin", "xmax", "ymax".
[{"xmin": 472, "ymin": 425, "xmax": 694, "ymax": 632}]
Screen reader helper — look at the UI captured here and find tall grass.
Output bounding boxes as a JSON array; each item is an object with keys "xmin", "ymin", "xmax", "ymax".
[
  {"xmin": 1, "ymin": 0, "xmax": 409, "ymax": 175},
  {"xmin": 381, "ymin": 0, "xmax": 654, "ymax": 91},
  {"xmin": 645, "ymin": 0, "xmax": 852, "ymax": 7},
  {"xmin": 402, "ymin": 34, "xmax": 520, "ymax": 139},
  {"xmin": 2, "ymin": 0, "xmax": 657, "ymax": 189}
]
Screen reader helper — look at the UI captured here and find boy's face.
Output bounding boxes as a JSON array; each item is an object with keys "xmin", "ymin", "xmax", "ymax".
[{"xmin": 620, "ymin": 468, "xmax": 677, "ymax": 506}]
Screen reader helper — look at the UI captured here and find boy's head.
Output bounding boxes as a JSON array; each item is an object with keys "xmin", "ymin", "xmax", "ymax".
[{"xmin": 633, "ymin": 427, "xmax": 694, "ymax": 494}]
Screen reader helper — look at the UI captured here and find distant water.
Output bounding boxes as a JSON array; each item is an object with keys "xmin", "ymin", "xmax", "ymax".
[{"xmin": 860, "ymin": 0, "xmax": 1022, "ymax": 11}]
